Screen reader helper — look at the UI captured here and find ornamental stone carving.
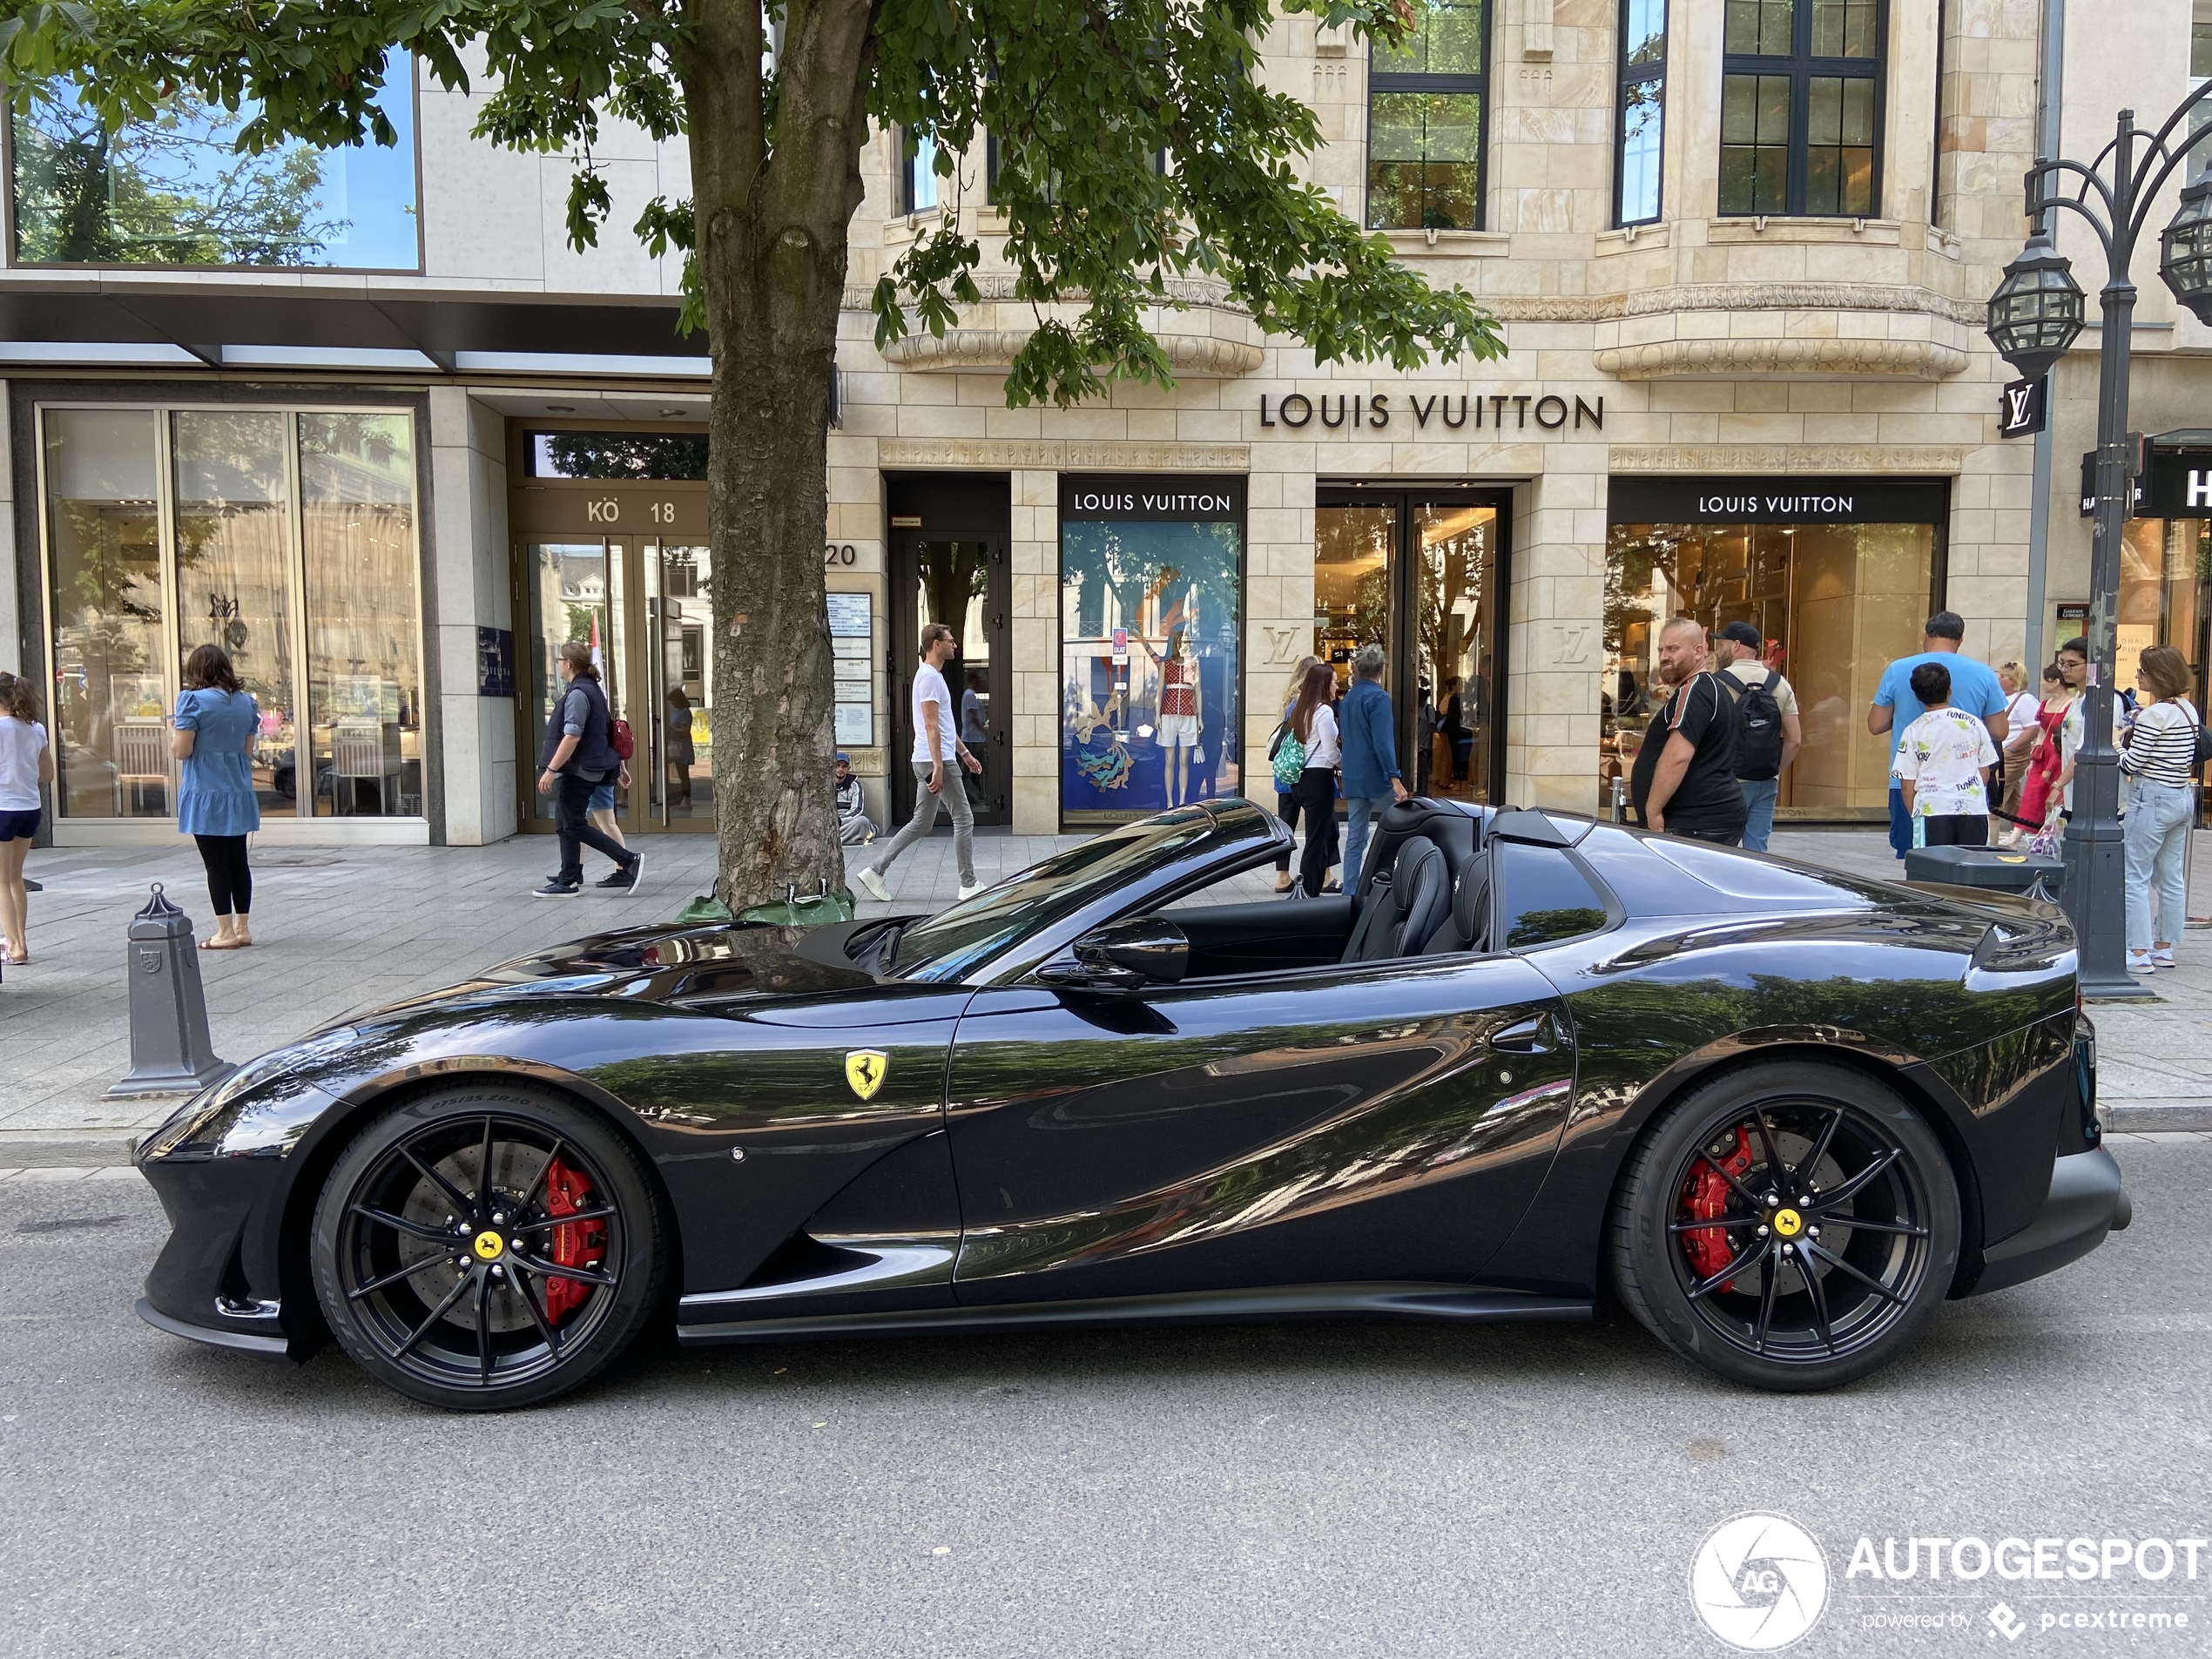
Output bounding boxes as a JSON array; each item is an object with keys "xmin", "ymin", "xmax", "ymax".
[
  {"xmin": 880, "ymin": 327, "xmax": 1265, "ymax": 376},
  {"xmin": 1593, "ymin": 337, "xmax": 1970, "ymax": 381},
  {"xmin": 1608, "ymin": 444, "xmax": 1971, "ymax": 474},
  {"xmin": 877, "ymin": 438, "xmax": 1252, "ymax": 470}
]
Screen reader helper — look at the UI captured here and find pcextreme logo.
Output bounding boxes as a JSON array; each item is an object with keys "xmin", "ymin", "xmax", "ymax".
[{"xmin": 1690, "ymin": 1513, "xmax": 1831, "ymax": 1651}]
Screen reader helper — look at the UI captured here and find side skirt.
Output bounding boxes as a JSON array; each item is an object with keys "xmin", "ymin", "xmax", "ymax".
[{"xmin": 676, "ymin": 1282, "xmax": 1593, "ymax": 1345}]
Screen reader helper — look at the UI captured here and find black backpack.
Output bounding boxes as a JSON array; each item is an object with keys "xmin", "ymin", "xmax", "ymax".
[{"xmin": 1727, "ymin": 669, "xmax": 1786, "ymax": 781}]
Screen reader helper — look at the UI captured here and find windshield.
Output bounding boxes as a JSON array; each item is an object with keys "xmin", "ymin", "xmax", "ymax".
[{"xmin": 890, "ymin": 806, "xmax": 1228, "ymax": 982}]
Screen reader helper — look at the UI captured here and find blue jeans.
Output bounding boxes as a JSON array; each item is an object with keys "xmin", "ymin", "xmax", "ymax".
[
  {"xmin": 2124, "ymin": 780, "xmax": 2193, "ymax": 952},
  {"xmin": 1344, "ymin": 796, "xmax": 1386, "ymax": 891},
  {"xmin": 1888, "ymin": 786, "xmax": 1912, "ymax": 859},
  {"xmin": 1738, "ymin": 778, "xmax": 1778, "ymax": 853}
]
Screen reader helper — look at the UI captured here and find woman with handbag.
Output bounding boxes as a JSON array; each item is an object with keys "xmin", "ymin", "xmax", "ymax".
[
  {"xmin": 2120, "ymin": 645, "xmax": 2202, "ymax": 973},
  {"xmin": 1271, "ymin": 654, "xmax": 1319, "ymax": 892},
  {"xmin": 1285, "ymin": 662, "xmax": 1343, "ymax": 900}
]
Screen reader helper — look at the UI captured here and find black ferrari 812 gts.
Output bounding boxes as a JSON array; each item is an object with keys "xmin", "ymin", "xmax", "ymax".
[{"xmin": 134, "ymin": 798, "xmax": 2127, "ymax": 1408}]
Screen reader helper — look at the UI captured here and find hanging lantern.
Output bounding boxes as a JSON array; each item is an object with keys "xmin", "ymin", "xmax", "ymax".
[{"xmin": 1986, "ymin": 227, "xmax": 2087, "ymax": 380}]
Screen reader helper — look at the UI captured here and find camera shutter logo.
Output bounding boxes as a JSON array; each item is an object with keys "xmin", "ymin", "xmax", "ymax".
[{"xmin": 1689, "ymin": 1513, "xmax": 1830, "ymax": 1651}]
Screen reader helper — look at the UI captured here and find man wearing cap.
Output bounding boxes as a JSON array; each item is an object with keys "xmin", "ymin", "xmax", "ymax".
[
  {"xmin": 833, "ymin": 752, "xmax": 875, "ymax": 845},
  {"xmin": 1712, "ymin": 622, "xmax": 1801, "ymax": 854}
]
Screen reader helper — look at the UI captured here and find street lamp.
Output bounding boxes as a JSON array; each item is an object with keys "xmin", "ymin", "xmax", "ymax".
[
  {"xmin": 2158, "ymin": 169, "xmax": 2212, "ymax": 321},
  {"xmin": 1988, "ymin": 98, "xmax": 2212, "ymax": 999},
  {"xmin": 1986, "ymin": 228, "xmax": 2086, "ymax": 379}
]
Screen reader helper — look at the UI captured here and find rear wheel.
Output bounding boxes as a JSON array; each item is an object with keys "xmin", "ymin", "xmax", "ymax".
[
  {"xmin": 1608, "ymin": 1061, "xmax": 1959, "ymax": 1391},
  {"xmin": 310, "ymin": 1084, "xmax": 665, "ymax": 1411}
]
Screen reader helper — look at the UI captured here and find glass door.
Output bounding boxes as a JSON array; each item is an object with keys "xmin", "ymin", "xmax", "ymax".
[
  {"xmin": 1412, "ymin": 501, "xmax": 1500, "ymax": 803},
  {"xmin": 890, "ymin": 536, "xmax": 1011, "ymax": 827},
  {"xmin": 1312, "ymin": 490, "xmax": 1505, "ymax": 805},
  {"xmin": 522, "ymin": 541, "xmax": 625, "ymax": 826},
  {"xmin": 644, "ymin": 541, "xmax": 716, "ymax": 831}
]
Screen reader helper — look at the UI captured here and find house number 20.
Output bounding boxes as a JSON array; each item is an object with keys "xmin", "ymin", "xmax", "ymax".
[{"xmin": 824, "ymin": 544, "xmax": 858, "ymax": 566}]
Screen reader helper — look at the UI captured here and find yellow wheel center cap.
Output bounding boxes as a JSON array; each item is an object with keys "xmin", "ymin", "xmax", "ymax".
[
  {"xmin": 1772, "ymin": 1208, "xmax": 1804, "ymax": 1238},
  {"xmin": 472, "ymin": 1231, "xmax": 506, "ymax": 1261}
]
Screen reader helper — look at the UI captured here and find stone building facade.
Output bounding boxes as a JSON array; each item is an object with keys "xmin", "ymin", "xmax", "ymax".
[{"xmin": 3, "ymin": 0, "xmax": 2206, "ymax": 848}]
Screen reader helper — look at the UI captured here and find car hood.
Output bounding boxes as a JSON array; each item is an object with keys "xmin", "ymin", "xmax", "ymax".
[{"xmin": 344, "ymin": 919, "xmax": 886, "ymax": 1024}]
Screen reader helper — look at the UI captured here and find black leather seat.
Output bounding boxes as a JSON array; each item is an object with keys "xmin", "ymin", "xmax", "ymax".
[
  {"xmin": 1350, "ymin": 798, "xmax": 1479, "ymax": 918},
  {"xmin": 1421, "ymin": 857, "xmax": 1492, "ymax": 955},
  {"xmin": 1341, "ymin": 839, "xmax": 1453, "ymax": 963}
]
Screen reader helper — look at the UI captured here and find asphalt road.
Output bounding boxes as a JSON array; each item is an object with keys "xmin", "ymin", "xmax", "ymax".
[{"xmin": 3, "ymin": 1140, "xmax": 2209, "ymax": 1659}]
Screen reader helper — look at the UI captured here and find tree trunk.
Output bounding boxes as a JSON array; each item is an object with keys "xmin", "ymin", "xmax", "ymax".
[{"xmin": 684, "ymin": 0, "xmax": 876, "ymax": 910}]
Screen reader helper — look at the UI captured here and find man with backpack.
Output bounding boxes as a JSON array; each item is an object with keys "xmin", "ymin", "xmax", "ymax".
[{"xmin": 1712, "ymin": 621, "xmax": 1800, "ymax": 853}]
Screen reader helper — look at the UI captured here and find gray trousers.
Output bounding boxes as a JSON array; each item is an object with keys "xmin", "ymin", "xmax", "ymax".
[
  {"xmin": 861, "ymin": 762, "xmax": 975, "ymax": 886},
  {"xmin": 837, "ymin": 812, "xmax": 875, "ymax": 845}
]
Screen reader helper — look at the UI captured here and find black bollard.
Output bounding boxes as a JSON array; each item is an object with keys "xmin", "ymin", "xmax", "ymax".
[{"xmin": 106, "ymin": 882, "xmax": 232, "ymax": 1098}]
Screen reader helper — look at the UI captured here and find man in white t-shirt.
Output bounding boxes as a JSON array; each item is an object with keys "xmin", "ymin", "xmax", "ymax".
[{"xmin": 853, "ymin": 623, "xmax": 985, "ymax": 902}]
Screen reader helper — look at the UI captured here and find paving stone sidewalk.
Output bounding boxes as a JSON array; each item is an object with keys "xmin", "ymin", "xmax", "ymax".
[{"xmin": 3, "ymin": 823, "xmax": 2207, "ymax": 1166}]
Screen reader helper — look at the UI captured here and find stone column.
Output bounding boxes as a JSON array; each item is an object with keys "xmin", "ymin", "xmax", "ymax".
[
  {"xmin": 1505, "ymin": 463, "xmax": 1608, "ymax": 813},
  {"xmin": 427, "ymin": 388, "xmax": 516, "ymax": 846},
  {"xmin": 1009, "ymin": 469, "xmax": 1060, "ymax": 833},
  {"xmin": 0, "ymin": 387, "xmax": 17, "ymax": 679}
]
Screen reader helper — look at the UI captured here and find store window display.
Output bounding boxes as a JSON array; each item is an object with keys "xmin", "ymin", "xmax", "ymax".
[
  {"xmin": 1059, "ymin": 478, "xmax": 1244, "ymax": 824},
  {"xmin": 1605, "ymin": 484, "xmax": 1940, "ymax": 820}
]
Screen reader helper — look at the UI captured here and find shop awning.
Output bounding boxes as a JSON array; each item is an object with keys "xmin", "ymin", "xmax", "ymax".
[{"xmin": 0, "ymin": 280, "xmax": 709, "ymax": 374}]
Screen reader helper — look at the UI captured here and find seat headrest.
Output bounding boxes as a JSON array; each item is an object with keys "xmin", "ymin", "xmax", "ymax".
[
  {"xmin": 1393, "ymin": 836, "xmax": 1441, "ymax": 889},
  {"xmin": 1452, "ymin": 857, "xmax": 1488, "ymax": 945}
]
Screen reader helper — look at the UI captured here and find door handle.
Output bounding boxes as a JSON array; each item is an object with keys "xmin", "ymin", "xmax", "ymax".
[{"xmin": 1489, "ymin": 1014, "xmax": 1553, "ymax": 1054}]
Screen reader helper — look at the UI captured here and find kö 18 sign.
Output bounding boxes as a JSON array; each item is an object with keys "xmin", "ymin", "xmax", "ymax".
[{"xmin": 1259, "ymin": 390, "xmax": 1604, "ymax": 433}]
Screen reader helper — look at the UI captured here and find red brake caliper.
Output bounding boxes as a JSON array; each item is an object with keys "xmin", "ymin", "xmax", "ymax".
[
  {"xmin": 543, "ymin": 1157, "xmax": 608, "ymax": 1325},
  {"xmin": 1680, "ymin": 1126, "xmax": 1756, "ymax": 1287}
]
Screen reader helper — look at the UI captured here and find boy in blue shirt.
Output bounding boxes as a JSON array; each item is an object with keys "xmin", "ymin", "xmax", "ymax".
[{"xmin": 1867, "ymin": 611, "xmax": 2010, "ymax": 859}]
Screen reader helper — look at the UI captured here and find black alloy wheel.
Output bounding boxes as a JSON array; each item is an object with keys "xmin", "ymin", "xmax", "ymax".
[
  {"xmin": 1608, "ymin": 1061, "xmax": 1960, "ymax": 1392},
  {"xmin": 310, "ymin": 1085, "xmax": 665, "ymax": 1411}
]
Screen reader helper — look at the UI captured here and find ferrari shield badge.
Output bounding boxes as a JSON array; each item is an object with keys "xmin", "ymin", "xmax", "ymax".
[{"xmin": 844, "ymin": 1049, "xmax": 888, "ymax": 1101}]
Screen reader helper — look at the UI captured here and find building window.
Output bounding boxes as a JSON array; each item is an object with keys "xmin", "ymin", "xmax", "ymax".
[
  {"xmin": 1720, "ymin": 0, "xmax": 1882, "ymax": 218},
  {"xmin": 9, "ymin": 51, "xmax": 420, "ymax": 270},
  {"xmin": 40, "ymin": 404, "xmax": 424, "ymax": 821},
  {"xmin": 902, "ymin": 130, "xmax": 941, "ymax": 214},
  {"xmin": 1366, "ymin": 0, "xmax": 1488, "ymax": 230},
  {"xmin": 1616, "ymin": 0, "xmax": 1669, "ymax": 226}
]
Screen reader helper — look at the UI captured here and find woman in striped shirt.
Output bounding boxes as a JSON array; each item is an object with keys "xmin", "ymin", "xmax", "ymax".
[{"xmin": 2120, "ymin": 645, "xmax": 2202, "ymax": 972}]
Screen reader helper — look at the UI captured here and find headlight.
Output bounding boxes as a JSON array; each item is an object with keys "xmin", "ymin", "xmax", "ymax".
[{"xmin": 137, "ymin": 1027, "xmax": 360, "ymax": 1163}]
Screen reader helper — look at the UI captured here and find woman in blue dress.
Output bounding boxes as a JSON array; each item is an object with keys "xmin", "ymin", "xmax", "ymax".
[{"xmin": 172, "ymin": 644, "xmax": 261, "ymax": 949}]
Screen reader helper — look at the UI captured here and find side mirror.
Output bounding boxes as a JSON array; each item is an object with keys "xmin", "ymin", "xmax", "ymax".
[{"xmin": 1039, "ymin": 916, "xmax": 1190, "ymax": 991}]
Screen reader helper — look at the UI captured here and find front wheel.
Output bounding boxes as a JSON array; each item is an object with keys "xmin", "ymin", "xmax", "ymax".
[
  {"xmin": 1608, "ymin": 1061, "xmax": 1960, "ymax": 1392},
  {"xmin": 310, "ymin": 1084, "xmax": 666, "ymax": 1411}
]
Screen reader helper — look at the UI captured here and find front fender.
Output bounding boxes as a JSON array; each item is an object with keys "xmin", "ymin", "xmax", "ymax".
[{"xmin": 138, "ymin": 986, "xmax": 970, "ymax": 1345}]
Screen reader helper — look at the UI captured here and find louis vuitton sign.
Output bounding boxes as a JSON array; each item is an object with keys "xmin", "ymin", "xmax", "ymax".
[{"xmin": 1259, "ymin": 390, "xmax": 1604, "ymax": 433}]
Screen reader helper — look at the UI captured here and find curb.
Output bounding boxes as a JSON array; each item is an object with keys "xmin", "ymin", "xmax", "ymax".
[
  {"xmin": 2105, "ymin": 1103, "xmax": 2212, "ymax": 1132},
  {"xmin": 0, "ymin": 1135, "xmax": 140, "ymax": 1170}
]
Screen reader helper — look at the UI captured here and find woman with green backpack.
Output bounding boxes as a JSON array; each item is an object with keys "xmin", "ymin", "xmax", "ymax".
[
  {"xmin": 1278, "ymin": 662, "xmax": 1342, "ymax": 899},
  {"xmin": 1271, "ymin": 654, "xmax": 1320, "ymax": 893}
]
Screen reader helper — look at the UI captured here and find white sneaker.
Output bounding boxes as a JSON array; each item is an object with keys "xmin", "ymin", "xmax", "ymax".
[
  {"xmin": 957, "ymin": 881, "xmax": 986, "ymax": 900},
  {"xmin": 2127, "ymin": 949, "xmax": 2155, "ymax": 974},
  {"xmin": 854, "ymin": 867, "xmax": 890, "ymax": 902},
  {"xmin": 2152, "ymin": 948, "xmax": 2177, "ymax": 968}
]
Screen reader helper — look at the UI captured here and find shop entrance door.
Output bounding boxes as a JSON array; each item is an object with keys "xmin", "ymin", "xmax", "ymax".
[
  {"xmin": 886, "ymin": 475, "xmax": 1013, "ymax": 827},
  {"xmin": 1313, "ymin": 489, "xmax": 1509, "ymax": 804},
  {"xmin": 518, "ymin": 536, "xmax": 720, "ymax": 836}
]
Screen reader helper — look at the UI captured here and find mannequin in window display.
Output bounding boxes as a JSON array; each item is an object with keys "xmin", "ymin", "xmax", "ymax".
[{"xmin": 1150, "ymin": 626, "xmax": 1204, "ymax": 807}]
